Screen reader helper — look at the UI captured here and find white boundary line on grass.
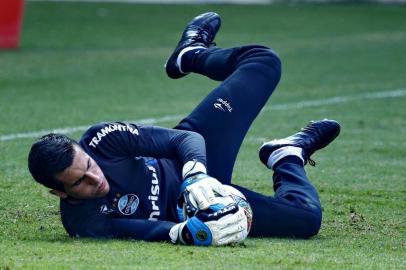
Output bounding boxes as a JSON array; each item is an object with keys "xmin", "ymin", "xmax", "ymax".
[
  {"xmin": 1, "ymin": 88, "xmax": 405, "ymax": 142},
  {"xmin": 263, "ymin": 88, "xmax": 406, "ymax": 112}
]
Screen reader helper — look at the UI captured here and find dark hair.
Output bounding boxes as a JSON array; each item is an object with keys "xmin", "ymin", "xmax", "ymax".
[{"xmin": 28, "ymin": 133, "xmax": 77, "ymax": 191}]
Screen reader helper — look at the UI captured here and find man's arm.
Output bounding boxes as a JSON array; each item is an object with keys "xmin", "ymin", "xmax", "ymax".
[
  {"xmin": 64, "ymin": 210, "xmax": 175, "ymax": 241},
  {"xmin": 81, "ymin": 122, "xmax": 229, "ymax": 210},
  {"xmin": 66, "ymin": 206, "xmax": 247, "ymax": 246},
  {"xmin": 81, "ymin": 122, "xmax": 206, "ymax": 166}
]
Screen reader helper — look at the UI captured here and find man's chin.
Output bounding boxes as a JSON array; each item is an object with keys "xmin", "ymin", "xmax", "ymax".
[{"xmin": 97, "ymin": 185, "xmax": 110, "ymax": 197}]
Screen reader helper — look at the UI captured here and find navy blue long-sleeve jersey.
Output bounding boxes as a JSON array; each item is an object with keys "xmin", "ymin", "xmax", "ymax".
[{"xmin": 60, "ymin": 122, "xmax": 206, "ymax": 241}]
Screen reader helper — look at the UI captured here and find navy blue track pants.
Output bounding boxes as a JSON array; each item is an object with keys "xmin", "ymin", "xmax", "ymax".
[{"xmin": 175, "ymin": 45, "xmax": 322, "ymax": 238}]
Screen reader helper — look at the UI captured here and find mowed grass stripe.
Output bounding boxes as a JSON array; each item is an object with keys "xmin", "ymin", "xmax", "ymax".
[{"xmin": 4, "ymin": 30, "xmax": 405, "ymax": 55}]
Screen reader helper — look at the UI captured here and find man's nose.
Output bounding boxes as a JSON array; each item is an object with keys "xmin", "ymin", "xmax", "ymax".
[{"xmin": 85, "ymin": 172, "xmax": 99, "ymax": 185}]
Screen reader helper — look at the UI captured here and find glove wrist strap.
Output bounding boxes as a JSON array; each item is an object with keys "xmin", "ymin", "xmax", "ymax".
[
  {"xmin": 182, "ymin": 160, "xmax": 207, "ymax": 179},
  {"xmin": 185, "ymin": 217, "xmax": 212, "ymax": 246},
  {"xmin": 180, "ymin": 173, "xmax": 206, "ymax": 192}
]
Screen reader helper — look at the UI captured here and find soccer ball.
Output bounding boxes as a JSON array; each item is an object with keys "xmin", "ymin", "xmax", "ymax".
[
  {"xmin": 182, "ymin": 185, "xmax": 253, "ymax": 234},
  {"xmin": 219, "ymin": 185, "xmax": 253, "ymax": 234}
]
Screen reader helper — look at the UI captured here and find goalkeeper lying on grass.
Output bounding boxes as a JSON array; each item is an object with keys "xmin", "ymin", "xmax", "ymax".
[{"xmin": 28, "ymin": 12, "xmax": 340, "ymax": 246}]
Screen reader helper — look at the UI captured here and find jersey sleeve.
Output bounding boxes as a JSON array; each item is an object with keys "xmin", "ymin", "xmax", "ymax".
[
  {"xmin": 110, "ymin": 218, "xmax": 175, "ymax": 241},
  {"xmin": 80, "ymin": 122, "xmax": 206, "ymax": 166},
  {"xmin": 63, "ymin": 210, "xmax": 175, "ymax": 241}
]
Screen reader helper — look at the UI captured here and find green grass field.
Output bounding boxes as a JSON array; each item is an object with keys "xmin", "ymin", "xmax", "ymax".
[{"xmin": 1, "ymin": 1, "xmax": 405, "ymax": 269}]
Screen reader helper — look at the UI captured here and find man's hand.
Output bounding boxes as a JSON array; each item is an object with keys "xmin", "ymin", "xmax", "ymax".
[
  {"xmin": 181, "ymin": 160, "xmax": 230, "ymax": 211},
  {"xmin": 181, "ymin": 173, "xmax": 230, "ymax": 211},
  {"xmin": 169, "ymin": 204, "xmax": 248, "ymax": 246}
]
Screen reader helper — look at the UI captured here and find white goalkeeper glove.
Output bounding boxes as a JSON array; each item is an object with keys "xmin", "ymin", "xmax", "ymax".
[
  {"xmin": 181, "ymin": 160, "xmax": 230, "ymax": 211},
  {"xmin": 169, "ymin": 204, "xmax": 248, "ymax": 246}
]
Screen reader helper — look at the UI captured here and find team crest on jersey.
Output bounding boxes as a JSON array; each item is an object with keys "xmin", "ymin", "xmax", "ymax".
[{"xmin": 118, "ymin": 194, "xmax": 140, "ymax": 215}]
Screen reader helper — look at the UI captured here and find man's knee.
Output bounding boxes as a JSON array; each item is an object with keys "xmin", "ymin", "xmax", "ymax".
[
  {"xmin": 259, "ymin": 48, "xmax": 281, "ymax": 70},
  {"xmin": 297, "ymin": 209, "xmax": 322, "ymax": 238},
  {"xmin": 241, "ymin": 47, "xmax": 282, "ymax": 87}
]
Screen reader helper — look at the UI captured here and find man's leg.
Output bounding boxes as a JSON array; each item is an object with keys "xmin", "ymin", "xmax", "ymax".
[
  {"xmin": 233, "ymin": 120, "xmax": 341, "ymax": 238},
  {"xmin": 167, "ymin": 12, "xmax": 280, "ymax": 183},
  {"xmin": 233, "ymin": 159, "xmax": 322, "ymax": 238},
  {"xmin": 175, "ymin": 45, "xmax": 281, "ymax": 184}
]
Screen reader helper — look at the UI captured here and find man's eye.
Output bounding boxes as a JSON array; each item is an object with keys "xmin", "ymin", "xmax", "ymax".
[{"xmin": 73, "ymin": 178, "xmax": 84, "ymax": 187}]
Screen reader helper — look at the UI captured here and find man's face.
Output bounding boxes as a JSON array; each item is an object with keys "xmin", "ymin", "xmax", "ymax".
[{"xmin": 55, "ymin": 145, "xmax": 110, "ymax": 199}]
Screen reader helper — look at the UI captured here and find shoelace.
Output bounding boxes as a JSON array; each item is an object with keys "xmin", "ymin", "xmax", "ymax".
[
  {"xmin": 187, "ymin": 26, "xmax": 216, "ymax": 47},
  {"xmin": 300, "ymin": 122, "xmax": 323, "ymax": 166},
  {"xmin": 301, "ymin": 148, "xmax": 316, "ymax": 166}
]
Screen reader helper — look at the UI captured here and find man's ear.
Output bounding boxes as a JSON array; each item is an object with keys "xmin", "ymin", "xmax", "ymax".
[{"xmin": 49, "ymin": 189, "xmax": 68, "ymax": 199}]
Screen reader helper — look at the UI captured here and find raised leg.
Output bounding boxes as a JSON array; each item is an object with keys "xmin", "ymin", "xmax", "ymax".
[{"xmin": 175, "ymin": 45, "xmax": 281, "ymax": 183}]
